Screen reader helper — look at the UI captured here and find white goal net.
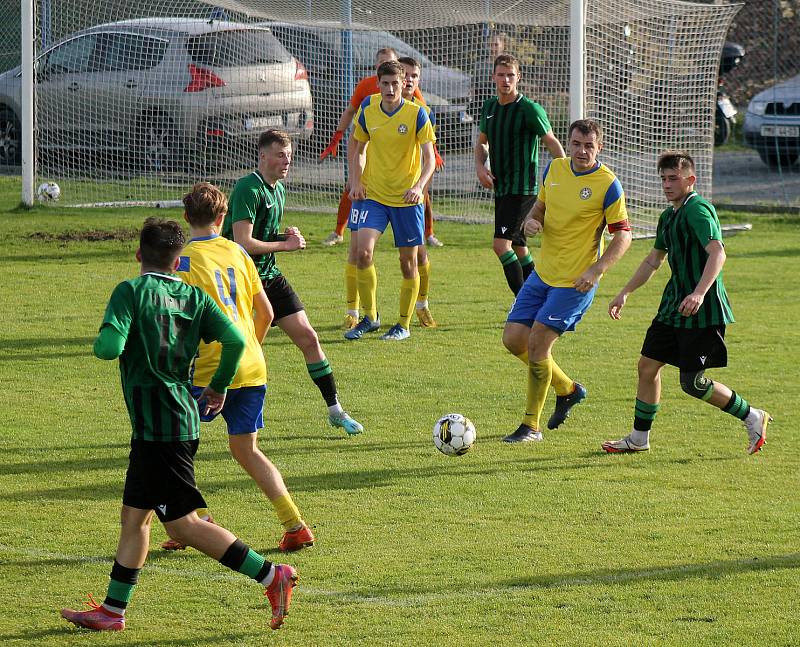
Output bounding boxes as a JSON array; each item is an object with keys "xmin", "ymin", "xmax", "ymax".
[{"xmin": 4, "ymin": 0, "xmax": 738, "ymax": 230}]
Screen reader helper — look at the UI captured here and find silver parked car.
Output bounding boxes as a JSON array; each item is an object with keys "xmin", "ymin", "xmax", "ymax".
[
  {"xmin": 0, "ymin": 18, "xmax": 314, "ymax": 171},
  {"xmin": 743, "ymin": 74, "xmax": 800, "ymax": 168}
]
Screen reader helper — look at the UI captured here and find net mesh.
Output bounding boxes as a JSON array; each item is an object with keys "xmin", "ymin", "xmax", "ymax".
[{"xmin": 3, "ymin": 0, "xmax": 738, "ymax": 229}]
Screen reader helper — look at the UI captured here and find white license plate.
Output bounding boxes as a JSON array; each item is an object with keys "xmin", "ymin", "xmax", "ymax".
[
  {"xmin": 245, "ymin": 115, "xmax": 283, "ymax": 130},
  {"xmin": 761, "ymin": 125, "xmax": 800, "ymax": 138}
]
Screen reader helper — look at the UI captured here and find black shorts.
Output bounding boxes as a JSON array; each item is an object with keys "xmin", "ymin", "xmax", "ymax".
[
  {"xmin": 641, "ymin": 319, "xmax": 728, "ymax": 371},
  {"xmin": 122, "ymin": 439, "xmax": 206, "ymax": 522},
  {"xmin": 264, "ymin": 275, "xmax": 304, "ymax": 322},
  {"xmin": 494, "ymin": 194, "xmax": 537, "ymax": 247}
]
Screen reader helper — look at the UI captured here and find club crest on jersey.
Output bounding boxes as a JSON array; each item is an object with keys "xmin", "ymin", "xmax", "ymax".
[
  {"xmin": 397, "ymin": 124, "xmax": 408, "ymax": 135},
  {"xmin": 580, "ymin": 187, "xmax": 592, "ymax": 200}
]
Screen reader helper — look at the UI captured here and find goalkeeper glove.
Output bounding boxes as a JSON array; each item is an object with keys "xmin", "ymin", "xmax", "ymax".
[
  {"xmin": 434, "ymin": 146, "xmax": 444, "ymax": 171},
  {"xmin": 319, "ymin": 130, "xmax": 344, "ymax": 160}
]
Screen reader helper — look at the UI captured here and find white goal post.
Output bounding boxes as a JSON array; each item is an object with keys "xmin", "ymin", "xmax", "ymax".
[{"xmin": 12, "ymin": 0, "xmax": 739, "ymax": 231}]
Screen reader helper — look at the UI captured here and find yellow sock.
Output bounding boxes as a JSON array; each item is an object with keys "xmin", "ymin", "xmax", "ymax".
[
  {"xmin": 195, "ymin": 507, "xmax": 211, "ymax": 521},
  {"xmin": 271, "ymin": 493, "xmax": 303, "ymax": 531},
  {"xmin": 550, "ymin": 359, "xmax": 574, "ymax": 396},
  {"xmin": 514, "ymin": 350, "xmax": 529, "ymax": 365},
  {"xmin": 357, "ymin": 265, "xmax": 378, "ymax": 321},
  {"xmin": 345, "ymin": 262, "xmax": 359, "ymax": 312},
  {"xmin": 418, "ymin": 260, "xmax": 431, "ymax": 304},
  {"xmin": 399, "ymin": 275, "xmax": 420, "ymax": 329},
  {"xmin": 522, "ymin": 358, "xmax": 552, "ymax": 430}
]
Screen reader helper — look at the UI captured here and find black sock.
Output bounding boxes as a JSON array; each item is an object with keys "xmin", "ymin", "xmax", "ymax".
[
  {"xmin": 308, "ymin": 359, "xmax": 338, "ymax": 407},
  {"xmin": 499, "ymin": 250, "xmax": 523, "ymax": 295}
]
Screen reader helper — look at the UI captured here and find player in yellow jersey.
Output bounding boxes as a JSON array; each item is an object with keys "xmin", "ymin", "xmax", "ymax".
[
  {"xmin": 501, "ymin": 119, "xmax": 632, "ymax": 442},
  {"xmin": 167, "ymin": 182, "xmax": 314, "ymax": 553},
  {"xmin": 341, "ymin": 55, "xmax": 443, "ymax": 330},
  {"xmin": 344, "ymin": 60, "xmax": 437, "ymax": 341}
]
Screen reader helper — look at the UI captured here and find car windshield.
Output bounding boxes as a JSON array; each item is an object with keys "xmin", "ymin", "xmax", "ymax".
[
  {"xmin": 187, "ymin": 29, "xmax": 291, "ymax": 67},
  {"xmin": 315, "ymin": 29, "xmax": 432, "ymax": 67}
]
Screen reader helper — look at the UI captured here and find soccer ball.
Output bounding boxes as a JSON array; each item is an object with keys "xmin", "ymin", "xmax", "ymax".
[
  {"xmin": 36, "ymin": 181, "xmax": 61, "ymax": 203},
  {"xmin": 433, "ymin": 413, "xmax": 476, "ymax": 456}
]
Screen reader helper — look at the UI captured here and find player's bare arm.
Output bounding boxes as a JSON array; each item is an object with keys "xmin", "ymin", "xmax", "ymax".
[
  {"xmin": 253, "ymin": 289, "xmax": 273, "ymax": 343},
  {"xmin": 541, "ymin": 131, "xmax": 566, "ymax": 159},
  {"xmin": 678, "ymin": 239, "xmax": 726, "ymax": 317},
  {"xmin": 608, "ymin": 248, "xmax": 667, "ymax": 319},
  {"xmin": 405, "ymin": 141, "xmax": 436, "ymax": 204},
  {"xmin": 576, "ymin": 227, "xmax": 632, "ymax": 293},
  {"xmin": 474, "ymin": 133, "xmax": 495, "ymax": 189},
  {"xmin": 523, "ymin": 200, "xmax": 545, "ymax": 236},
  {"xmin": 348, "ymin": 139, "xmax": 368, "ymax": 201},
  {"xmin": 232, "ymin": 220, "xmax": 305, "ymax": 254}
]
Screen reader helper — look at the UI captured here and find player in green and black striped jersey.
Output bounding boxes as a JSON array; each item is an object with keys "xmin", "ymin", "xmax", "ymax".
[
  {"xmin": 603, "ymin": 151, "xmax": 771, "ymax": 455},
  {"xmin": 474, "ymin": 53, "xmax": 565, "ymax": 295},
  {"xmin": 225, "ymin": 129, "xmax": 363, "ymax": 436},
  {"xmin": 61, "ymin": 218, "xmax": 299, "ymax": 633}
]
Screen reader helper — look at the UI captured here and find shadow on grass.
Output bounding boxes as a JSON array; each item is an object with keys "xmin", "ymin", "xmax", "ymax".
[
  {"xmin": 500, "ymin": 552, "xmax": 800, "ymax": 590},
  {"xmin": 0, "ymin": 248, "xmax": 133, "ymax": 264},
  {"xmin": 727, "ymin": 246, "xmax": 800, "ymax": 259},
  {"xmin": 0, "ymin": 627, "xmax": 259, "ymax": 645},
  {"xmin": 0, "ymin": 336, "xmax": 97, "ymax": 362},
  {"xmin": 0, "ymin": 453, "xmax": 129, "ymax": 476}
]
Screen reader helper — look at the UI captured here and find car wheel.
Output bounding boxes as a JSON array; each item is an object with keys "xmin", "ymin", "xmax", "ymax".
[
  {"xmin": 757, "ymin": 148, "xmax": 799, "ymax": 169},
  {"xmin": 135, "ymin": 114, "xmax": 179, "ymax": 174},
  {"xmin": 714, "ymin": 111, "xmax": 731, "ymax": 147},
  {"xmin": 0, "ymin": 106, "xmax": 21, "ymax": 166}
]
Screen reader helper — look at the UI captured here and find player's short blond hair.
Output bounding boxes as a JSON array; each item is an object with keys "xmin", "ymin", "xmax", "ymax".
[
  {"xmin": 183, "ymin": 182, "xmax": 228, "ymax": 227},
  {"xmin": 493, "ymin": 53, "xmax": 519, "ymax": 74}
]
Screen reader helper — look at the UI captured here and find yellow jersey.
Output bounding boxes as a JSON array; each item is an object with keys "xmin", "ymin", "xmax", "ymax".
[
  {"xmin": 537, "ymin": 158, "xmax": 628, "ymax": 287},
  {"xmin": 353, "ymin": 94, "xmax": 436, "ymax": 207},
  {"xmin": 177, "ymin": 235, "xmax": 267, "ymax": 388}
]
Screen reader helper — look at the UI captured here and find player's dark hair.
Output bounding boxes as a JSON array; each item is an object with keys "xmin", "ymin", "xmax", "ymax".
[
  {"xmin": 258, "ymin": 128, "xmax": 291, "ymax": 150},
  {"xmin": 568, "ymin": 119, "xmax": 604, "ymax": 145},
  {"xmin": 139, "ymin": 217, "xmax": 185, "ymax": 269},
  {"xmin": 377, "ymin": 60, "xmax": 405, "ymax": 80},
  {"xmin": 183, "ymin": 182, "xmax": 227, "ymax": 227},
  {"xmin": 397, "ymin": 55, "xmax": 421, "ymax": 71},
  {"xmin": 375, "ymin": 47, "xmax": 397, "ymax": 62},
  {"xmin": 658, "ymin": 150, "xmax": 696, "ymax": 175},
  {"xmin": 493, "ymin": 53, "xmax": 519, "ymax": 73}
]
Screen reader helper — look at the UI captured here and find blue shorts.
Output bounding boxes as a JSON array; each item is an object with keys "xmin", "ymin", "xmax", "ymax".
[
  {"xmin": 507, "ymin": 270, "xmax": 597, "ymax": 332},
  {"xmin": 350, "ymin": 199, "xmax": 424, "ymax": 247},
  {"xmin": 192, "ymin": 385, "xmax": 266, "ymax": 435}
]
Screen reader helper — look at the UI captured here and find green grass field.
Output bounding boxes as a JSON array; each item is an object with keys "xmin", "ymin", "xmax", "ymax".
[{"xmin": 0, "ymin": 177, "xmax": 798, "ymax": 646}]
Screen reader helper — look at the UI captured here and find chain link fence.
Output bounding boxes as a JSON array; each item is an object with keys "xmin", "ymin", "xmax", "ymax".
[
  {"xmin": 0, "ymin": 0, "xmax": 797, "ymax": 210},
  {"xmin": 706, "ymin": 0, "xmax": 800, "ymax": 210}
]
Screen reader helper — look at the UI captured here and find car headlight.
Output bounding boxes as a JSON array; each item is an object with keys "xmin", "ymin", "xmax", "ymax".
[{"xmin": 748, "ymin": 100, "xmax": 768, "ymax": 116}]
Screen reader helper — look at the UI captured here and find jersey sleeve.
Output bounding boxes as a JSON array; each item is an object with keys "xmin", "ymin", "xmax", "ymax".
[
  {"xmin": 426, "ymin": 106, "xmax": 437, "ymax": 129},
  {"xmin": 198, "ymin": 290, "xmax": 236, "ymax": 345},
  {"xmin": 538, "ymin": 161, "xmax": 554, "ymax": 204},
  {"xmin": 415, "ymin": 107, "xmax": 436, "ymax": 145},
  {"xmin": 353, "ymin": 99, "xmax": 371, "ymax": 143},
  {"xmin": 228, "ymin": 180, "xmax": 259, "ymax": 225},
  {"xmin": 687, "ymin": 202, "xmax": 723, "ymax": 245},
  {"xmin": 654, "ymin": 210, "xmax": 669, "ymax": 250},
  {"xmin": 350, "ymin": 77, "xmax": 374, "ymax": 109},
  {"xmin": 479, "ymin": 98, "xmax": 491, "ymax": 134},
  {"xmin": 602, "ymin": 178, "xmax": 628, "ymax": 225},
  {"xmin": 526, "ymin": 102, "xmax": 552, "ymax": 136},
  {"xmin": 242, "ymin": 246, "xmax": 262, "ymax": 291},
  {"xmin": 99, "ymin": 281, "xmax": 134, "ymax": 339}
]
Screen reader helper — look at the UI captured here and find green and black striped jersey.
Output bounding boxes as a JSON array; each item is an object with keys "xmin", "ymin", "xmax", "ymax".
[
  {"xmin": 654, "ymin": 192, "xmax": 734, "ymax": 328},
  {"xmin": 224, "ymin": 170, "xmax": 286, "ymax": 283},
  {"xmin": 479, "ymin": 94, "xmax": 552, "ymax": 196},
  {"xmin": 100, "ymin": 273, "xmax": 234, "ymax": 441}
]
